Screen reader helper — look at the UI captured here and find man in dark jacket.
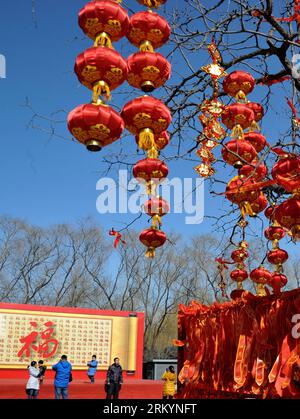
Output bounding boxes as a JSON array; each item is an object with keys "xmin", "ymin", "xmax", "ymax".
[
  {"xmin": 106, "ymin": 357, "xmax": 123, "ymax": 399},
  {"xmin": 52, "ymin": 355, "xmax": 72, "ymax": 399}
]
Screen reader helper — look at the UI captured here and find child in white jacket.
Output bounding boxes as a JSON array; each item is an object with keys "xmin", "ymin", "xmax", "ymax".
[{"xmin": 26, "ymin": 361, "xmax": 41, "ymax": 399}]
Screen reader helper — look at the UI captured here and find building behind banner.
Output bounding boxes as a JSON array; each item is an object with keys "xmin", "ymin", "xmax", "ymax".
[{"xmin": 0, "ymin": 302, "xmax": 144, "ymax": 380}]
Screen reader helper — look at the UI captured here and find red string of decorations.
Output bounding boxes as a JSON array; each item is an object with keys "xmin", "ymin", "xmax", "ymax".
[
  {"xmin": 67, "ymin": 0, "xmax": 129, "ymax": 151},
  {"xmin": 123, "ymin": 0, "xmax": 172, "ymax": 258}
]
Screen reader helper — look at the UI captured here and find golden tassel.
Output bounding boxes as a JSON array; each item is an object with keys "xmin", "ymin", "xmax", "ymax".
[
  {"xmin": 140, "ymin": 40, "xmax": 154, "ymax": 52},
  {"xmin": 147, "ymin": 181, "xmax": 157, "ymax": 196},
  {"xmin": 93, "ymin": 81, "xmax": 111, "ymax": 103},
  {"xmin": 144, "ymin": 0, "xmax": 163, "ymax": 8},
  {"xmin": 145, "ymin": 247, "xmax": 156, "ymax": 258},
  {"xmin": 256, "ymin": 283, "xmax": 267, "ymax": 297},
  {"xmin": 94, "ymin": 32, "xmax": 113, "ymax": 49},
  {"xmin": 139, "ymin": 128, "xmax": 155, "ymax": 150},
  {"xmin": 152, "ymin": 214, "xmax": 162, "ymax": 228},
  {"xmin": 240, "ymin": 201, "xmax": 255, "ymax": 217},
  {"xmin": 249, "ymin": 120, "xmax": 260, "ymax": 132},
  {"xmin": 235, "ymin": 90, "xmax": 246, "ymax": 102},
  {"xmin": 231, "ymin": 124, "xmax": 245, "ymax": 140},
  {"xmin": 147, "ymin": 147, "xmax": 159, "ymax": 159}
]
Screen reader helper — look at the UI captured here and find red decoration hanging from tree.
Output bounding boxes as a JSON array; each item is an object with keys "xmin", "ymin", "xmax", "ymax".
[
  {"xmin": 139, "ymin": 228, "xmax": 167, "ymax": 258},
  {"xmin": 74, "ymin": 47, "xmax": 128, "ymax": 102},
  {"xmin": 223, "ymin": 70, "xmax": 255, "ymax": 101},
  {"xmin": 144, "ymin": 196, "xmax": 170, "ymax": 228},
  {"xmin": 274, "ymin": 196, "xmax": 300, "ymax": 241},
  {"xmin": 121, "ymin": 96, "xmax": 172, "ymax": 158},
  {"xmin": 127, "ymin": 52, "xmax": 171, "ymax": 92},
  {"xmin": 272, "ymin": 155, "xmax": 300, "ymax": 194},
  {"xmin": 250, "ymin": 266, "xmax": 272, "ymax": 296},
  {"xmin": 127, "ymin": 11, "xmax": 170, "ymax": 51},
  {"xmin": 68, "ymin": 0, "xmax": 128, "ymax": 152},
  {"xmin": 221, "ymin": 139, "xmax": 257, "ymax": 169},
  {"xmin": 68, "ymin": 103, "xmax": 124, "ymax": 151},
  {"xmin": 133, "ymin": 157, "xmax": 169, "ymax": 193},
  {"xmin": 78, "ymin": 0, "xmax": 130, "ymax": 46}
]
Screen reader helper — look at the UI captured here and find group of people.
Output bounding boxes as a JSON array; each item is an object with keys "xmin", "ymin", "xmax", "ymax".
[
  {"xmin": 26, "ymin": 355, "xmax": 124, "ymax": 400},
  {"xmin": 26, "ymin": 355, "xmax": 177, "ymax": 400}
]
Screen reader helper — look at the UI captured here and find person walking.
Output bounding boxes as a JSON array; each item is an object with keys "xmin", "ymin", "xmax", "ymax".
[
  {"xmin": 38, "ymin": 360, "xmax": 47, "ymax": 384},
  {"xmin": 162, "ymin": 366, "xmax": 176, "ymax": 399},
  {"xmin": 26, "ymin": 361, "xmax": 41, "ymax": 399},
  {"xmin": 87, "ymin": 355, "xmax": 98, "ymax": 384},
  {"xmin": 52, "ymin": 355, "xmax": 72, "ymax": 400},
  {"xmin": 105, "ymin": 357, "xmax": 123, "ymax": 399}
]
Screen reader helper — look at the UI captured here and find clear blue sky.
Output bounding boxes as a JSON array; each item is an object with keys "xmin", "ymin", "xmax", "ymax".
[{"xmin": 0, "ymin": 0, "xmax": 297, "ymax": 254}]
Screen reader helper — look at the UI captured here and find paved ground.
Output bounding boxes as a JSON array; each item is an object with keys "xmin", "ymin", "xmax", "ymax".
[{"xmin": 0, "ymin": 378, "xmax": 164, "ymax": 399}]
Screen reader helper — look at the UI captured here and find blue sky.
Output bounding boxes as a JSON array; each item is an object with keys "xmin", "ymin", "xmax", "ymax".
[{"xmin": 0, "ymin": 0, "xmax": 297, "ymax": 256}]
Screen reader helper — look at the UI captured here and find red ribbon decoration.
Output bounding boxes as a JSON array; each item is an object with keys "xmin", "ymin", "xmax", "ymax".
[
  {"xmin": 259, "ymin": 75, "xmax": 290, "ymax": 86},
  {"xmin": 253, "ymin": 1, "xmax": 300, "ymax": 24},
  {"xmin": 276, "ymin": 0, "xmax": 300, "ymax": 23},
  {"xmin": 109, "ymin": 228, "xmax": 126, "ymax": 248},
  {"xmin": 177, "ymin": 289, "xmax": 300, "ymax": 399},
  {"xmin": 286, "ymin": 97, "xmax": 300, "ymax": 128}
]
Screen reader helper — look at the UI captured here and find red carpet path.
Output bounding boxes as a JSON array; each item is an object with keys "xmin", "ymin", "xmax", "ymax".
[{"xmin": 0, "ymin": 379, "xmax": 163, "ymax": 399}]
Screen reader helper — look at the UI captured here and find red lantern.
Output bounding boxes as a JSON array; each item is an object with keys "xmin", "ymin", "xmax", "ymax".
[
  {"xmin": 250, "ymin": 267, "xmax": 272, "ymax": 296},
  {"xmin": 154, "ymin": 131, "xmax": 170, "ymax": 150},
  {"xmin": 144, "ymin": 197, "xmax": 170, "ymax": 216},
  {"xmin": 74, "ymin": 47, "xmax": 128, "ymax": 101},
  {"xmin": 139, "ymin": 228, "xmax": 167, "ymax": 258},
  {"xmin": 127, "ymin": 52, "xmax": 171, "ymax": 92},
  {"xmin": 243, "ymin": 132, "xmax": 267, "ymax": 153},
  {"xmin": 274, "ymin": 196, "xmax": 300, "ymax": 240},
  {"xmin": 78, "ymin": 0, "xmax": 129, "ymax": 46},
  {"xmin": 250, "ymin": 267, "xmax": 272, "ymax": 284},
  {"xmin": 222, "ymin": 139, "xmax": 257, "ymax": 169},
  {"xmin": 122, "ymin": 96, "xmax": 172, "ymax": 154},
  {"xmin": 222, "ymin": 104, "xmax": 255, "ymax": 138},
  {"xmin": 223, "ymin": 71, "xmax": 255, "ymax": 100},
  {"xmin": 226, "ymin": 176, "xmax": 260, "ymax": 216},
  {"xmin": 272, "ymin": 156, "xmax": 300, "ymax": 193},
  {"xmin": 137, "ymin": 0, "xmax": 167, "ymax": 7},
  {"xmin": 249, "ymin": 193, "xmax": 268, "ymax": 216},
  {"xmin": 267, "ymin": 249, "xmax": 289, "ymax": 265},
  {"xmin": 247, "ymin": 102, "xmax": 264, "ymax": 121},
  {"xmin": 127, "ymin": 11, "xmax": 170, "ymax": 51},
  {"xmin": 264, "ymin": 205, "xmax": 277, "ymax": 220},
  {"xmin": 144, "ymin": 197, "xmax": 170, "ymax": 227},
  {"xmin": 268, "ymin": 273, "xmax": 288, "ymax": 294},
  {"xmin": 264, "ymin": 226, "xmax": 286, "ymax": 241},
  {"xmin": 231, "ymin": 249, "xmax": 249, "ymax": 263},
  {"xmin": 68, "ymin": 103, "xmax": 124, "ymax": 151},
  {"xmin": 230, "ymin": 269, "xmax": 248, "ymax": 282},
  {"xmin": 133, "ymin": 157, "xmax": 169, "ymax": 192},
  {"xmin": 239, "ymin": 161, "xmax": 267, "ymax": 181}
]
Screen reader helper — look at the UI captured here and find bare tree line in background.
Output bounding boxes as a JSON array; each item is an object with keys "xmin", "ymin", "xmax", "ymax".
[{"xmin": 0, "ymin": 216, "xmax": 299, "ymax": 360}]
